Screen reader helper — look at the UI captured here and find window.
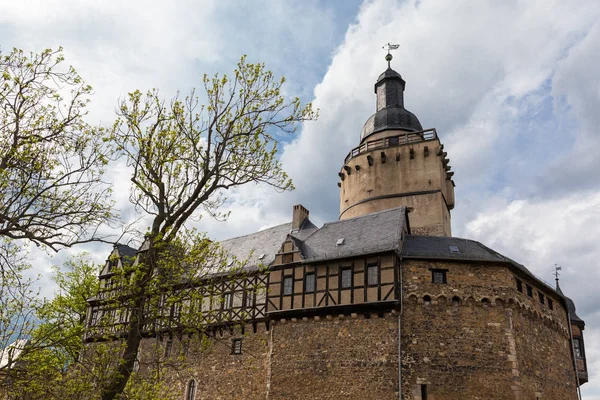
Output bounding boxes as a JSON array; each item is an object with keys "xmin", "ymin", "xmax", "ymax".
[
  {"xmin": 186, "ymin": 380, "xmax": 196, "ymax": 400},
  {"xmin": 431, "ymin": 269, "xmax": 447, "ymax": 284},
  {"xmin": 245, "ymin": 289, "xmax": 255, "ymax": 308},
  {"xmin": 389, "ymin": 136, "xmax": 399, "ymax": 146},
  {"xmin": 449, "ymin": 245, "xmax": 460, "ymax": 253},
  {"xmin": 367, "ymin": 264, "xmax": 379, "ymax": 286},
  {"xmin": 452, "ymin": 296, "xmax": 461, "ymax": 306},
  {"xmin": 481, "ymin": 298, "xmax": 490, "ymax": 307},
  {"xmin": 421, "ymin": 384, "xmax": 428, "ymax": 400},
  {"xmin": 516, "ymin": 279, "xmax": 523, "ymax": 293},
  {"xmin": 341, "ymin": 268, "xmax": 352, "ymax": 289},
  {"xmin": 222, "ymin": 293, "xmax": 232, "ymax": 309},
  {"xmin": 305, "ymin": 273, "xmax": 316, "ymax": 293},
  {"xmin": 526, "ymin": 285, "xmax": 533, "ymax": 297},
  {"xmin": 548, "ymin": 299, "xmax": 553, "ymax": 310},
  {"xmin": 231, "ymin": 339, "xmax": 243, "ymax": 355},
  {"xmin": 283, "ymin": 276, "xmax": 293, "ymax": 295},
  {"xmin": 573, "ymin": 338, "xmax": 583, "ymax": 358},
  {"xmin": 164, "ymin": 340, "xmax": 173, "ymax": 357},
  {"xmin": 423, "ymin": 295, "xmax": 431, "ymax": 305},
  {"xmin": 538, "ymin": 292, "xmax": 545, "ymax": 305}
]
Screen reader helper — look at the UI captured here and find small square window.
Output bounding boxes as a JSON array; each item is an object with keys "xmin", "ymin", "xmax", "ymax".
[
  {"xmin": 516, "ymin": 279, "xmax": 523, "ymax": 293},
  {"xmin": 367, "ymin": 264, "xmax": 379, "ymax": 286},
  {"xmin": 283, "ymin": 276, "xmax": 293, "ymax": 295},
  {"xmin": 548, "ymin": 299, "xmax": 553, "ymax": 310},
  {"xmin": 341, "ymin": 268, "xmax": 352, "ymax": 289},
  {"xmin": 305, "ymin": 273, "xmax": 316, "ymax": 293},
  {"xmin": 431, "ymin": 269, "xmax": 447, "ymax": 284},
  {"xmin": 231, "ymin": 339, "xmax": 242, "ymax": 355},
  {"xmin": 389, "ymin": 136, "xmax": 399, "ymax": 146},
  {"xmin": 526, "ymin": 285, "xmax": 533, "ymax": 297},
  {"xmin": 538, "ymin": 292, "xmax": 544, "ymax": 305}
]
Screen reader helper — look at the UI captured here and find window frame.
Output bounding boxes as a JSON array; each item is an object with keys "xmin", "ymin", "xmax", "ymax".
[
  {"xmin": 340, "ymin": 267, "xmax": 353, "ymax": 289},
  {"xmin": 231, "ymin": 338, "xmax": 243, "ymax": 355},
  {"xmin": 304, "ymin": 272, "xmax": 316, "ymax": 293},
  {"xmin": 573, "ymin": 337, "xmax": 584, "ymax": 359},
  {"xmin": 431, "ymin": 269, "xmax": 447, "ymax": 284},
  {"xmin": 186, "ymin": 379, "xmax": 196, "ymax": 400},
  {"xmin": 282, "ymin": 276, "xmax": 294, "ymax": 296},
  {"xmin": 526, "ymin": 284, "xmax": 533, "ymax": 297},
  {"xmin": 538, "ymin": 292, "xmax": 545, "ymax": 305},
  {"xmin": 548, "ymin": 298, "xmax": 553, "ymax": 310},
  {"xmin": 367, "ymin": 263, "xmax": 379, "ymax": 286},
  {"xmin": 222, "ymin": 293, "xmax": 233, "ymax": 310}
]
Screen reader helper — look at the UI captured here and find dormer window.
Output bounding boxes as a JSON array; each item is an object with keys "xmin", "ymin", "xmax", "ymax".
[
  {"xmin": 336, "ymin": 238, "xmax": 345, "ymax": 246},
  {"xmin": 449, "ymin": 245, "xmax": 460, "ymax": 254}
]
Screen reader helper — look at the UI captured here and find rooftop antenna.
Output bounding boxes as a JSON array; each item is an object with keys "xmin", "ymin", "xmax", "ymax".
[
  {"xmin": 382, "ymin": 42, "xmax": 400, "ymax": 69},
  {"xmin": 554, "ymin": 264, "xmax": 562, "ymax": 289}
]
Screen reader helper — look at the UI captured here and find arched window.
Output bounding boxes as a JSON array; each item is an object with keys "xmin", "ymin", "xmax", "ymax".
[
  {"xmin": 452, "ymin": 296, "xmax": 461, "ymax": 306},
  {"xmin": 186, "ymin": 379, "xmax": 196, "ymax": 400},
  {"xmin": 423, "ymin": 295, "xmax": 431, "ymax": 305},
  {"xmin": 481, "ymin": 298, "xmax": 490, "ymax": 307}
]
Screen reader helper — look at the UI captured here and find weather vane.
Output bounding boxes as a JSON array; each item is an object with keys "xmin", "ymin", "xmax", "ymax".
[
  {"xmin": 382, "ymin": 43, "xmax": 400, "ymax": 68},
  {"xmin": 554, "ymin": 264, "xmax": 562, "ymax": 287}
]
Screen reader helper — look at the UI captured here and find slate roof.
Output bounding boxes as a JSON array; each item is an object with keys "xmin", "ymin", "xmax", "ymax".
[
  {"xmin": 115, "ymin": 244, "xmax": 137, "ymax": 265},
  {"xmin": 219, "ymin": 222, "xmax": 298, "ymax": 272},
  {"xmin": 300, "ymin": 207, "xmax": 406, "ymax": 262},
  {"xmin": 556, "ymin": 284, "xmax": 584, "ymax": 325}
]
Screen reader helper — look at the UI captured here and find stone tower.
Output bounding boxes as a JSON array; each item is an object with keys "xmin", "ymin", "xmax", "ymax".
[{"xmin": 338, "ymin": 62, "xmax": 455, "ymax": 236}]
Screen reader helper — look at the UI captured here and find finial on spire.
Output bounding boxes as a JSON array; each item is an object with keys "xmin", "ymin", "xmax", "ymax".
[
  {"xmin": 554, "ymin": 264, "xmax": 562, "ymax": 289},
  {"xmin": 382, "ymin": 43, "xmax": 400, "ymax": 69}
]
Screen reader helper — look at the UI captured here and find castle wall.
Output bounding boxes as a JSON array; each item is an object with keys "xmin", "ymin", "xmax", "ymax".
[
  {"xmin": 401, "ymin": 260, "xmax": 577, "ymax": 400},
  {"xmin": 269, "ymin": 314, "xmax": 399, "ymax": 399}
]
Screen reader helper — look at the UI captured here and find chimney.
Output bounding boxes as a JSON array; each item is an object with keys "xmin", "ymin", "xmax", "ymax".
[{"xmin": 292, "ymin": 204, "xmax": 309, "ymax": 231}]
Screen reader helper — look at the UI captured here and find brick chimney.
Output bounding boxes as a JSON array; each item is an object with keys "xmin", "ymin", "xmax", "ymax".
[{"xmin": 292, "ymin": 204, "xmax": 309, "ymax": 231}]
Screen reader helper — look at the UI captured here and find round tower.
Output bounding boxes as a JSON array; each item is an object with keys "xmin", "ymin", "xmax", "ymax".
[{"xmin": 338, "ymin": 56, "xmax": 455, "ymax": 236}]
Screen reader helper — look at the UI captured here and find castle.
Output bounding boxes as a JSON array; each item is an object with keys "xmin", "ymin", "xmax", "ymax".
[{"xmin": 86, "ymin": 56, "xmax": 588, "ymax": 399}]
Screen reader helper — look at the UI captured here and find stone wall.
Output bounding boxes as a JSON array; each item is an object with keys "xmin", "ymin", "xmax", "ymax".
[{"xmin": 401, "ymin": 259, "xmax": 577, "ymax": 400}]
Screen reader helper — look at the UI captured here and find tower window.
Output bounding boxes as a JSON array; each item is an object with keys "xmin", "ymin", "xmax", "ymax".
[
  {"xmin": 548, "ymin": 299, "xmax": 553, "ymax": 310},
  {"xmin": 367, "ymin": 263, "xmax": 379, "ymax": 286},
  {"xmin": 516, "ymin": 279, "xmax": 523, "ymax": 293},
  {"xmin": 231, "ymin": 338, "xmax": 243, "ymax": 355},
  {"xmin": 431, "ymin": 269, "xmax": 447, "ymax": 284},
  {"xmin": 341, "ymin": 268, "xmax": 352, "ymax": 289},
  {"xmin": 423, "ymin": 295, "xmax": 432, "ymax": 305},
  {"xmin": 283, "ymin": 276, "xmax": 293, "ymax": 295},
  {"xmin": 526, "ymin": 285, "xmax": 533, "ymax": 297},
  {"xmin": 538, "ymin": 292, "xmax": 545, "ymax": 305},
  {"xmin": 305, "ymin": 273, "xmax": 316, "ymax": 293}
]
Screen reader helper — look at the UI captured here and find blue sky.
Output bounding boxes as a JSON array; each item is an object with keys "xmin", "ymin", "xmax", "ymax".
[{"xmin": 1, "ymin": 0, "xmax": 600, "ymax": 397}]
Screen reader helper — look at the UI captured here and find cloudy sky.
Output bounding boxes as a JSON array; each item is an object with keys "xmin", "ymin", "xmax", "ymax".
[{"xmin": 2, "ymin": 0, "xmax": 600, "ymax": 396}]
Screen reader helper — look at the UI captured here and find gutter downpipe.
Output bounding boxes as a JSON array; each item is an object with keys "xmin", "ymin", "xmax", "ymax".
[
  {"xmin": 398, "ymin": 253, "xmax": 403, "ymax": 400},
  {"xmin": 566, "ymin": 311, "xmax": 582, "ymax": 400}
]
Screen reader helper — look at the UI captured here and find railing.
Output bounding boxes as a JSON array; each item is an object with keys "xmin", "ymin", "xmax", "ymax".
[{"xmin": 344, "ymin": 128, "xmax": 437, "ymax": 164}]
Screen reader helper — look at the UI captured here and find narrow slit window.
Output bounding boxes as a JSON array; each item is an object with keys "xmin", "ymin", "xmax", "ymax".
[
  {"xmin": 548, "ymin": 299, "xmax": 553, "ymax": 310},
  {"xmin": 223, "ymin": 293, "xmax": 232, "ymax": 309},
  {"xmin": 573, "ymin": 338, "xmax": 583, "ymax": 358},
  {"xmin": 421, "ymin": 384, "xmax": 428, "ymax": 400},
  {"xmin": 283, "ymin": 276, "xmax": 293, "ymax": 295},
  {"xmin": 367, "ymin": 264, "xmax": 379, "ymax": 286},
  {"xmin": 516, "ymin": 279, "xmax": 523, "ymax": 293},
  {"xmin": 341, "ymin": 268, "xmax": 352, "ymax": 289},
  {"xmin": 538, "ymin": 292, "xmax": 545, "ymax": 305},
  {"xmin": 187, "ymin": 380, "xmax": 196, "ymax": 400},
  {"xmin": 305, "ymin": 273, "xmax": 316, "ymax": 293},
  {"xmin": 164, "ymin": 340, "xmax": 173, "ymax": 357}
]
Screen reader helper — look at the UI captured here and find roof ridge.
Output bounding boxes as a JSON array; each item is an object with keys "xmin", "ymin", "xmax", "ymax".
[
  {"xmin": 327, "ymin": 206, "xmax": 407, "ymax": 226},
  {"xmin": 220, "ymin": 221, "xmax": 292, "ymax": 243}
]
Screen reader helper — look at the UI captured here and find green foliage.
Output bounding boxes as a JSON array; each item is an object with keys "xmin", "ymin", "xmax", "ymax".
[{"xmin": 0, "ymin": 47, "xmax": 116, "ymax": 251}]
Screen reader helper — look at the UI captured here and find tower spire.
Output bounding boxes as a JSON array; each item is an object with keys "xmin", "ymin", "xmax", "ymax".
[
  {"xmin": 554, "ymin": 264, "xmax": 562, "ymax": 290},
  {"xmin": 382, "ymin": 43, "xmax": 399, "ymax": 69}
]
